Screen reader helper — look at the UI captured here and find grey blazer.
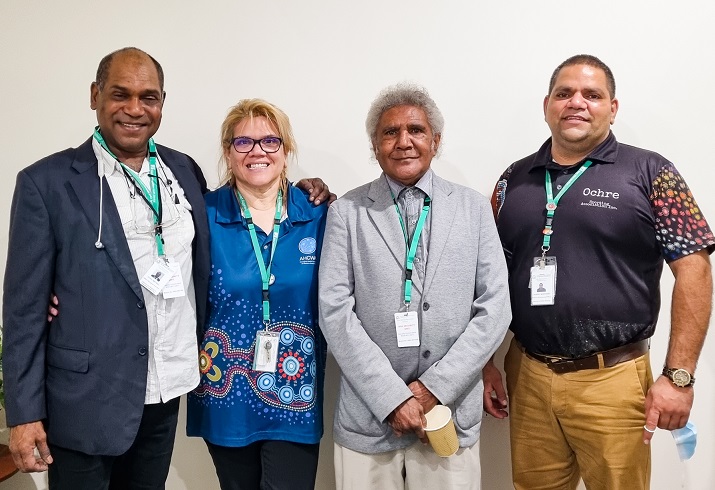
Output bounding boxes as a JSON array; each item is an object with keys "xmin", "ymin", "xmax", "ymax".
[{"xmin": 319, "ymin": 172, "xmax": 511, "ymax": 454}]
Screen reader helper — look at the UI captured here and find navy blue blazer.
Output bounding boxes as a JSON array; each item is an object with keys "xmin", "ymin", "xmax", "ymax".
[{"xmin": 2, "ymin": 138, "xmax": 210, "ymax": 455}]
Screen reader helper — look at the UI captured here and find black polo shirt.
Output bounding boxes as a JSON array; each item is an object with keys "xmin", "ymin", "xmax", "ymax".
[{"xmin": 494, "ymin": 132, "xmax": 715, "ymax": 358}]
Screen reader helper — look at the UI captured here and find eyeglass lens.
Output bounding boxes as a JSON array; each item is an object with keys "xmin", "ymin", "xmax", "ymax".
[{"xmin": 232, "ymin": 137, "xmax": 282, "ymax": 153}]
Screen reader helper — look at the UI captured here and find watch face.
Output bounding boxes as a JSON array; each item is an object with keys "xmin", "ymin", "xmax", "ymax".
[{"xmin": 672, "ymin": 369, "xmax": 691, "ymax": 387}]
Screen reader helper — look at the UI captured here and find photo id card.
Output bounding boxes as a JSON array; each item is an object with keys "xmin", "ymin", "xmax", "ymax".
[
  {"xmin": 253, "ymin": 331, "xmax": 279, "ymax": 372},
  {"xmin": 394, "ymin": 311, "xmax": 420, "ymax": 347},
  {"xmin": 140, "ymin": 259, "xmax": 174, "ymax": 296},
  {"xmin": 530, "ymin": 264, "xmax": 556, "ymax": 306}
]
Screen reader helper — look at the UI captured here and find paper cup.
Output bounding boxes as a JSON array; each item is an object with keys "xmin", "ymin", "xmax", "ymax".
[{"xmin": 424, "ymin": 405, "xmax": 459, "ymax": 457}]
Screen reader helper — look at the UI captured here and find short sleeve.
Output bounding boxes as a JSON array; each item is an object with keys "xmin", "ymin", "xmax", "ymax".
[{"xmin": 651, "ymin": 162, "xmax": 715, "ymax": 262}]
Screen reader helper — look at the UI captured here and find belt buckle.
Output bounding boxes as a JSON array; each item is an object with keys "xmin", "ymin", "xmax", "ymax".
[
  {"xmin": 544, "ymin": 355, "xmax": 564, "ymax": 364},
  {"xmin": 546, "ymin": 357, "xmax": 575, "ymax": 373}
]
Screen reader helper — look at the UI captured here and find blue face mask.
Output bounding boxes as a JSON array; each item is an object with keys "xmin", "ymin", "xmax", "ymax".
[{"xmin": 671, "ymin": 421, "xmax": 697, "ymax": 461}]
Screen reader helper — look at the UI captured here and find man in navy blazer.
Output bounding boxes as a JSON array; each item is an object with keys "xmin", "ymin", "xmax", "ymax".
[{"xmin": 2, "ymin": 47, "xmax": 210, "ymax": 488}]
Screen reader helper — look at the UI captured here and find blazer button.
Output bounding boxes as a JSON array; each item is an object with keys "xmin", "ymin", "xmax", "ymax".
[
  {"xmin": 422, "ymin": 302, "xmax": 430, "ymax": 311},
  {"xmin": 137, "ymin": 300, "xmax": 145, "ymax": 309},
  {"xmin": 423, "ymin": 350, "xmax": 431, "ymax": 359},
  {"xmin": 139, "ymin": 347, "xmax": 147, "ymax": 356}
]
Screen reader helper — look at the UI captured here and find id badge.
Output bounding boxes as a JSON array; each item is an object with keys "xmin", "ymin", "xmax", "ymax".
[
  {"xmin": 140, "ymin": 259, "xmax": 174, "ymax": 296},
  {"xmin": 162, "ymin": 258, "xmax": 186, "ymax": 299},
  {"xmin": 253, "ymin": 331, "xmax": 279, "ymax": 372},
  {"xmin": 394, "ymin": 311, "xmax": 420, "ymax": 347},
  {"xmin": 530, "ymin": 256, "xmax": 557, "ymax": 306}
]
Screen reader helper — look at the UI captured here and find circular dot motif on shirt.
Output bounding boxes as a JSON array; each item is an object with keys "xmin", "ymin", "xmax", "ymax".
[
  {"xmin": 301, "ymin": 337, "xmax": 314, "ymax": 355},
  {"xmin": 257, "ymin": 373, "xmax": 275, "ymax": 392},
  {"xmin": 278, "ymin": 386, "xmax": 295, "ymax": 404},
  {"xmin": 280, "ymin": 328, "xmax": 295, "ymax": 345},
  {"xmin": 278, "ymin": 352, "xmax": 305, "ymax": 381},
  {"xmin": 199, "ymin": 350, "xmax": 213, "ymax": 374},
  {"xmin": 300, "ymin": 385, "xmax": 314, "ymax": 402}
]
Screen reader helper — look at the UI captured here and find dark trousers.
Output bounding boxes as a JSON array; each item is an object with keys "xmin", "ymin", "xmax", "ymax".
[
  {"xmin": 48, "ymin": 397, "xmax": 180, "ymax": 490},
  {"xmin": 206, "ymin": 439, "xmax": 320, "ymax": 490}
]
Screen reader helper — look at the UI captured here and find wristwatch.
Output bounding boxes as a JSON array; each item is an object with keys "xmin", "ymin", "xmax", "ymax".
[{"xmin": 662, "ymin": 367, "xmax": 695, "ymax": 388}]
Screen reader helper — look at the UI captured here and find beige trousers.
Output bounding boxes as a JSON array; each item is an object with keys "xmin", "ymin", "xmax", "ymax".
[
  {"xmin": 505, "ymin": 338, "xmax": 653, "ymax": 490},
  {"xmin": 334, "ymin": 440, "xmax": 481, "ymax": 490}
]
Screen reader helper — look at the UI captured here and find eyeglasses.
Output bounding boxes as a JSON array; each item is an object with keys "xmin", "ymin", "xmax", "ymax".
[
  {"xmin": 231, "ymin": 136, "xmax": 283, "ymax": 153},
  {"xmin": 130, "ymin": 175, "xmax": 185, "ymax": 235}
]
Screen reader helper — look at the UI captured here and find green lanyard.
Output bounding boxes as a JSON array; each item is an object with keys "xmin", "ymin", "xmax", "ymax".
[
  {"xmin": 392, "ymin": 192, "xmax": 431, "ymax": 309},
  {"xmin": 542, "ymin": 160, "xmax": 592, "ymax": 254},
  {"xmin": 93, "ymin": 128, "xmax": 166, "ymax": 257},
  {"xmin": 236, "ymin": 189, "xmax": 283, "ymax": 327}
]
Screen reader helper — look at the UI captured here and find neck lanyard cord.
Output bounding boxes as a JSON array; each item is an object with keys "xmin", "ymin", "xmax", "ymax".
[
  {"xmin": 236, "ymin": 188, "xmax": 283, "ymax": 327},
  {"xmin": 93, "ymin": 128, "xmax": 166, "ymax": 256},
  {"xmin": 391, "ymin": 192, "xmax": 431, "ymax": 308},
  {"xmin": 541, "ymin": 160, "xmax": 593, "ymax": 253}
]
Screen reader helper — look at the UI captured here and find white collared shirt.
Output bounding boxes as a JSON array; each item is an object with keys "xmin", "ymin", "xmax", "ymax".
[{"xmin": 92, "ymin": 139, "xmax": 199, "ymax": 403}]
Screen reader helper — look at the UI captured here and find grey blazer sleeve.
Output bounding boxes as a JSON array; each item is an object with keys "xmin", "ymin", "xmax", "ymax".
[
  {"xmin": 418, "ymin": 196, "xmax": 511, "ymax": 405},
  {"xmin": 319, "ymin": 205, "xmax": 413, "ymax": 423}
]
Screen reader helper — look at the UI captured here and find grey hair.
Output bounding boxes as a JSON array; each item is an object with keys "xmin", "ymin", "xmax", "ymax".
[{"xmin": 365, "ymin": 83, "xmax": 444, "ymax": 151}]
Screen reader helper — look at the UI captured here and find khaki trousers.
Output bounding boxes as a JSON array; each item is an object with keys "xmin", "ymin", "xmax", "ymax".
[
  {"xmin": 334, "ymin": 440, "xmax": 481, "ymax": 490},
  {"xmin": 505, "ymin": 338, "xmax": 653, "ymax": 490}
]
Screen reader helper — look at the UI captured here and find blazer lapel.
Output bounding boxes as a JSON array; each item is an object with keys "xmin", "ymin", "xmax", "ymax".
[
  {"xmin": 366, "ymin": 175, "xmax": 407, "ymax": 269},
  {"xmin": 69, "ymin": 139, "xmax": 144, "ymax": 299},
  {"xmin": 423, "ymin": 175, "xmax": 457, "ymax": 295}
]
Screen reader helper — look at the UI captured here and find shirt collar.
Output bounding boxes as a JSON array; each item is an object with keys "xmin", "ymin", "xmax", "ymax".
[
  {"xmin": 528, "ymin": 131, "xmax": 619, "ymax": 173},
  {"xmin": 216, "ymin": 183, "xmax": 315, "ymax": 226},
  {"xmin": 91, "ymin": 137, "xmax": 152, "ymax": 176},
  {"xmin": 384, "ymin": 168, "xmax": 434, "ymax": 199}
]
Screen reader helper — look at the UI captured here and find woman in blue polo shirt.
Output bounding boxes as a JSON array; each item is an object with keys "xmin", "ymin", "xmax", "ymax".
[{"xmin": 187, "ymin": 99, "xmax": 327, "ymax": 489}]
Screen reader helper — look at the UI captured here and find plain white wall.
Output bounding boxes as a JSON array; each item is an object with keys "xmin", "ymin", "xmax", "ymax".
[{"xmin": 1, "ymin": 1, "xmax": 714, "ymax": 488}]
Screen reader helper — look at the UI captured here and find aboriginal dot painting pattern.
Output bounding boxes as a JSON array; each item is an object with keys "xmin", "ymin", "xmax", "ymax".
[
  {"xmin": 191, "ymin": 265, "xmax": 320, "ymax": 426},
  {"xmin": 493, "ymin": 163, "xmax": 515, "ymax": 216},
  {"xmin": 652, "ymin": 165, "xmax": 714, "ymax": 261}
]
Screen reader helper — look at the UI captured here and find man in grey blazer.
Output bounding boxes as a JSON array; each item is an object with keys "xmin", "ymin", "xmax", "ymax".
[{"xmin": 319, "ymin": 83, "xmax": 511, "ymax": 489}]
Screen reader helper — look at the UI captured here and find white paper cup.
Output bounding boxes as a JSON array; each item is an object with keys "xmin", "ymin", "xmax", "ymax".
[{"xmin": 424, "ymin": 405, "xmax": 459, "ymax": 457}]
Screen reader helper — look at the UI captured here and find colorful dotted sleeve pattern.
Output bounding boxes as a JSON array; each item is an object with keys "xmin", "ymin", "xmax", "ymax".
[
  {"xmin": 651, "ymin": 163, "xmax": 715, "ymax": 262},
  {"xmin": 492, "ymin": 163, "xmax": 515, "ymax": 218}
]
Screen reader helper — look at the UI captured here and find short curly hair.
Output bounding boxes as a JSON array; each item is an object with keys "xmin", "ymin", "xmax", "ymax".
[{"xmin": 365, "ymin": 83, "xmax": 444, "ymax": 151}]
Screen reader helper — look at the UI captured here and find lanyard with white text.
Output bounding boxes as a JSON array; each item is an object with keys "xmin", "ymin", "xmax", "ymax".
[
  {"xmin": 236, "ymin": 189, "xmax": 283, "ymax": 328},
  {"xmin": 392, "ymin": 194, "xmax": 431, "ymax": 309},
  {"xmin": 93, "ymin": 128, "xmax": 166, "ymax": 257},
  {"xmin": 541, "ymin": 160, "xmax": 592, "ymax": 260}
]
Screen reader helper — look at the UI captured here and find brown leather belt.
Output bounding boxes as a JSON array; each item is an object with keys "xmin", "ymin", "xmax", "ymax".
[{"xmin": 524, "ymin": 339, "xmax": 649, "ymax": 374}]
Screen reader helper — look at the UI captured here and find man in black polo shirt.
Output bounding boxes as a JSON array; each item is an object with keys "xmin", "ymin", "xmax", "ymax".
[{"xmin": 483, "ymin": 54, "xmax": 714, "ymax": 489}]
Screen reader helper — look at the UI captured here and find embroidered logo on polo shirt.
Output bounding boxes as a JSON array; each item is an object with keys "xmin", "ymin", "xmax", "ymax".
[
  {"xmin": 299, "ymin": 237, "xmax": 317, "ymax": 265},
  {"xmin": 580, "ymin": 187, "xmax": 619, "ymax": 210}
]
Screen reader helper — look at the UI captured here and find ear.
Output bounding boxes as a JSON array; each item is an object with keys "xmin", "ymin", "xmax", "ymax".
[
  {"xmin": 90, "ymin": 82, "xmax": 99, "ymax": 110},
  {"xmin": 543, "ymin": 95, "xmax": 550, "ymax": 118},
  {"xmin": 432, "ymin": 133, "xmax": 442, "ymax": 153},
  {"xmin": 609, "ymin": 97, "xmax": 619, "ymax": 125}
]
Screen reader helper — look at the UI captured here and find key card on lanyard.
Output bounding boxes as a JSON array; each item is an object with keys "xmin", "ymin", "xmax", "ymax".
[
  {"xmin": 253, "ymin": 331, "xmax": 280, "ymax": 372},
  {"xmin": 140, "ymin": 259, "xmax": 174, "ymax": 296},
  {"xmin": 530, "ymin": 256, "xmax": 557, "ymax": 306}
]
